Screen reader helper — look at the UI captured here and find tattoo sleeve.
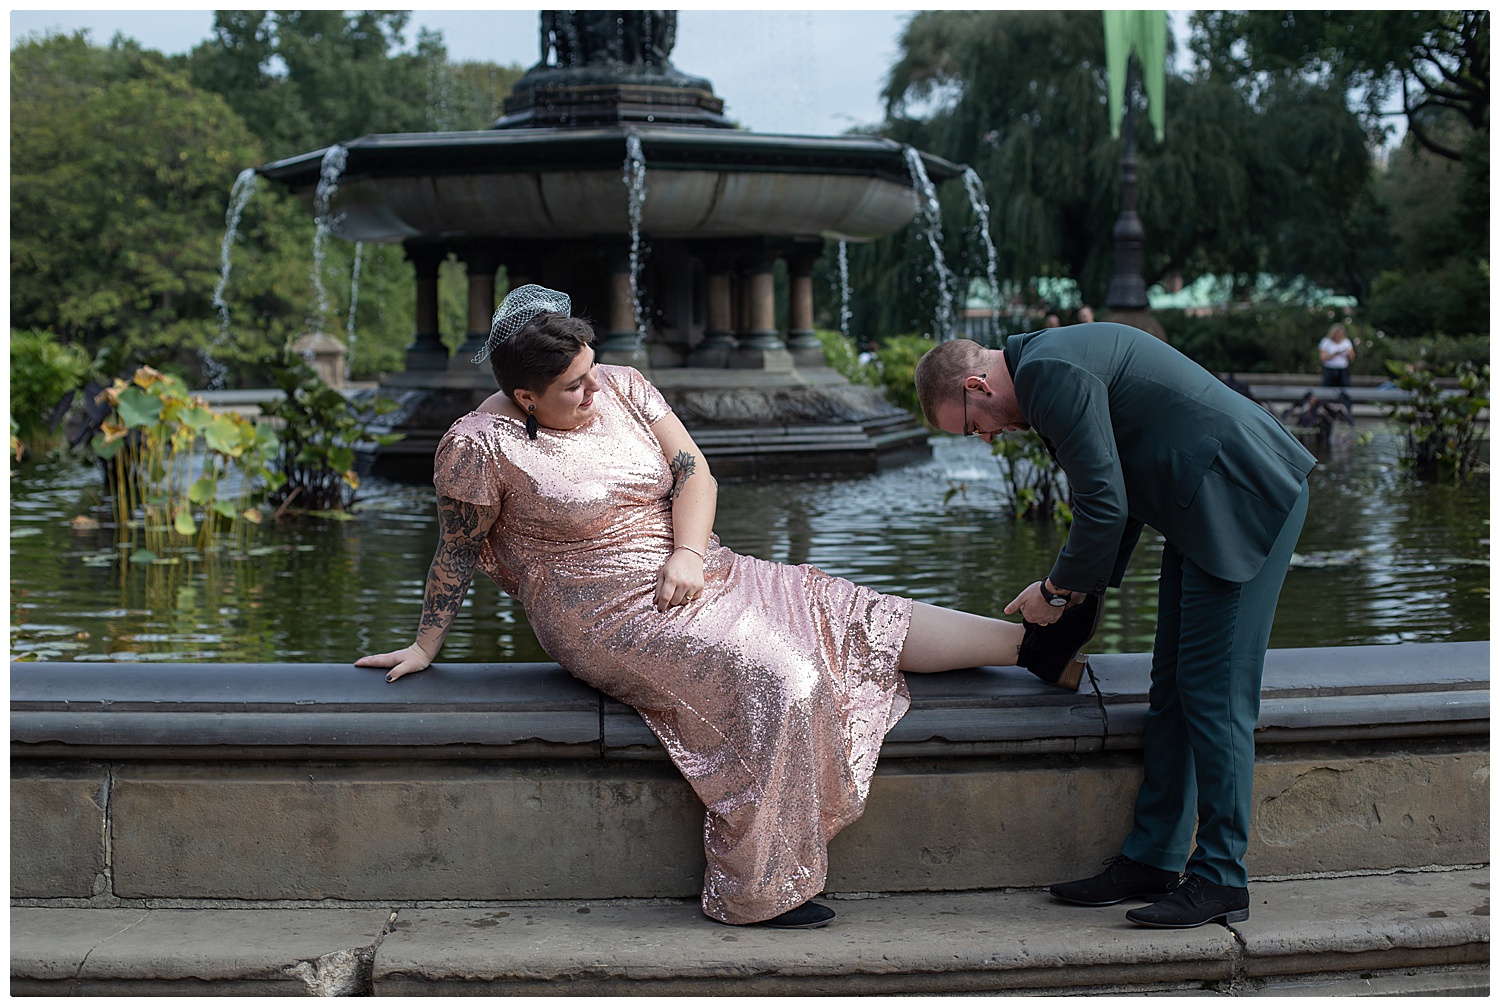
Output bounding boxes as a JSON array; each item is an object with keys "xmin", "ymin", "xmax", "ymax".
[
  {"xmin": 668, "ymin": 450, "xmax": 697, "ymax": 501},
  {"xmin": 418, "ymin": 495, "xmax": 501, "ymax": 643}
]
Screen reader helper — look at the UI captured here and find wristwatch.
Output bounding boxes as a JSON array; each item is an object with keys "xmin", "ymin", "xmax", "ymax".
[{"xmin": 1040, "ymin": 580, "xmax": 1070, "ymax": 607}]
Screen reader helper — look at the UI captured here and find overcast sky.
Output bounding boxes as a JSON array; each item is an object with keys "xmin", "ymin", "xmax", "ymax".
[{"xmin": 8, "ymin": 8, "xmax": 924, "ymax": 137}]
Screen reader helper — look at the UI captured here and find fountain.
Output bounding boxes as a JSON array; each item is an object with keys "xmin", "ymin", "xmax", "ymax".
[{"xmin": 256, "ymin": 10, "xmax": 964, "ymax": 479}]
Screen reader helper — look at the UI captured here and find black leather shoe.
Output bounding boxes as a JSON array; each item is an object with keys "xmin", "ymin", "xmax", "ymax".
[
  {"xmin": 759, "ymin": 901, "xmax": 835, "ymax": 929},
  {"xmin": 1050, "ymin": 854, "xmax": 1180, "ymax": 906},
  {"xmin": 1125, "ymin": 873, "xmax": 1249, "ymax": 928},
  {"xmin": 1018, "ymin": 593, "xmax": 1103, "ymax": 690}
]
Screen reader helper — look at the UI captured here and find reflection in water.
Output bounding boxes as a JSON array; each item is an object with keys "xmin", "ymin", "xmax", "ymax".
[{"xmin": 9, "ymin": 427, "xmax": 1488, "ymax": 664}]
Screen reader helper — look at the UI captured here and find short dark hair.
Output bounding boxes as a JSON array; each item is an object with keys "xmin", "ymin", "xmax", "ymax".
[{"xmin": 489, "ymin": 312, "xmax": 596, "ymax": 400}]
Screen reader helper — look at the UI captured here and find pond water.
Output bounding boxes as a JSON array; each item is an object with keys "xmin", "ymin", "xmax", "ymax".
[{"xmin": 10, "ymin": 426, "xmax": 1489, "ymax": 664}]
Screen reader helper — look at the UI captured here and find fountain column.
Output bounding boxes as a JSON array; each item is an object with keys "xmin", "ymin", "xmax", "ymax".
[
  {"xmin": 732, "ymin": 252, "xmax": 791, "ymax": 371},
  {"xmin": 452, "ymin": 248, "xmax": 500, "ymax": 366},
  {"xmin": 688, "ymin": 253, "xmax": 736, "ymax": 368},
  {"xmin": 404, "ymin": 243, "xmax": 448, "ymax": 371},
  {"xmin": 598, "ymin": 250, "xmax": 648, "ymax": 369},
  {"xmin": 784, "ymin": 241, "xmax": 825, "ymax": 368}
]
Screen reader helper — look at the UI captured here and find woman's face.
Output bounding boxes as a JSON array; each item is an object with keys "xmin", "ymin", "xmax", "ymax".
[{"xmin": 528, "ymin": 346, "xmax": 601, "ymax": 430}]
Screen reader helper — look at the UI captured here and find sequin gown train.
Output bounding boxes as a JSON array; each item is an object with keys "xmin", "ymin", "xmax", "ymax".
[{"xmin": 433, "ymin": 365, "xmax": 913, "ymax": 924}]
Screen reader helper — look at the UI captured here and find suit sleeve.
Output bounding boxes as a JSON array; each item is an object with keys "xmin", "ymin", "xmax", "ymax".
[{"xmin": 1019, "ymin": 359, "xmax": 1132, "ymax": 595}]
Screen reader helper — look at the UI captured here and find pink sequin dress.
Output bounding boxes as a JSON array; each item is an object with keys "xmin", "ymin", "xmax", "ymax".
[{"xmin": 433, "ymin": 364, "xmax": 912, "ymax": 924}]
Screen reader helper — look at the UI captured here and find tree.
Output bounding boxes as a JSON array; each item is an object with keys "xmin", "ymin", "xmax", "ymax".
[
  {"xmin": 10, "ymin": 32, "xmax": 309, "ymax": 379},
  {"xmin": 186, "ymin": 11, "xmax": 523, "ymax": 160},
  {"xmin": 1191, "ymin": 10, "xmax": 1488, "ymax": 161},
  {"xmin": 845, "ymin": 10, "xmax": 1386, "ymax": 340}
]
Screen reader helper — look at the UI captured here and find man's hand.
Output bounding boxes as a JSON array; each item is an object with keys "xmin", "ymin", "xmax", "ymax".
[{"xmin": 1004, "ymin": 579, "xmax": 1076, "ymax": 625}]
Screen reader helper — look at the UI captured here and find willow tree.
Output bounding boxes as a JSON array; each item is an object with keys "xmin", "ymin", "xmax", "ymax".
[{"xmin": 840, "ymin": 9, "xmax": 1385, "ymax": 341}]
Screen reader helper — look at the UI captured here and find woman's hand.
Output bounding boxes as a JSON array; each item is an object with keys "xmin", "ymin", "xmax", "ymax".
[
  {"xmin": 654, "ymin": 548, "xmax": 705, "ymax": 612},
  {"xmin": 355, "ymin": 643, "xmax": 434, "ymax": 683}
]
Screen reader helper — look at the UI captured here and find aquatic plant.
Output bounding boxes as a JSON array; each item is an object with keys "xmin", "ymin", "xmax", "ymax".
[
  {"xmin": 260, "ymin": 354, "xmax": 403, "ymax": 514},
  {"xmin": 1385, "ymin": 360, "xmax": 1489, "ymax": 482},
  {"xmin": 90, "ymin": 366, "xmax": 281, "ymax": 562},
  {"xmin": 990, "ymin": 431, "xmax": 1071, "ymax": 523}
]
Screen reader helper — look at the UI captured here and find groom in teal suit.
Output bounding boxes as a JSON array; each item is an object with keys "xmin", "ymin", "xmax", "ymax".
[{"xmin": 915, "ymin": 323, "xmax": 1315, "ymax": 928}]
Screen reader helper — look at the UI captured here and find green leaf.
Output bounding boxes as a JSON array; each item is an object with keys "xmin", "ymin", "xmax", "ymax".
[
  {"xmin": 91, "ymin": 432, "xmax": 123, "ymax": 460},
  {"xmin": 173, "ymin": 507, "xmax": 196, "ymax": 536},
  {"xmin": 179, "ymin": 405, "xmax": 214, "ymax": 433},
  {"xmin": 129, "ymin": 548, "xmax": 157, "ymax": 565},
  {"xmin": 210, "ymin": 499, "xmax": 238, "ymax": 519},
  {"xmin": 204, "ymin": 414, "xmax": 244, "ymax": 456},
  {"xmin": 187, "ymin": 477, "xmax": 217, "ymax": 505},
  {"xmin": 116, "ymin": 385, "xmax": 163, "ymax": 428}
]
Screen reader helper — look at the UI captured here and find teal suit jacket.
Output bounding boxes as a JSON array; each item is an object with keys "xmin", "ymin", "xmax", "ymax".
[{"xmin": 1008, "ymin": 324, "xmax": 1316, "ymax": 593}]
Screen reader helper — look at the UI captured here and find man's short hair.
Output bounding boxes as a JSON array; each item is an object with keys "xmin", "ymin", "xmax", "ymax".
[{"xmin": 914, "ymin": 339, "xmax": 988, "ymax": 427}]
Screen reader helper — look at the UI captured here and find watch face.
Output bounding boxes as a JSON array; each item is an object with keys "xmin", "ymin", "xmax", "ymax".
[{"xmin": 1048, "ymin": 596, "xmax": 1069, "ymax": 606}]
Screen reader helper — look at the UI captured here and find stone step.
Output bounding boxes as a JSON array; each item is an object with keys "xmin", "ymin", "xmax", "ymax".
[{"xmin": 12, "ymin": 869, "xmax": 1488, "ymax": 996}]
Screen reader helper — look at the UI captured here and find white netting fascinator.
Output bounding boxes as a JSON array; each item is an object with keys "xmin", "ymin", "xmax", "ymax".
[{"xmin": 472, "ymin": 284, "xmax": 572, "ymax": 363}]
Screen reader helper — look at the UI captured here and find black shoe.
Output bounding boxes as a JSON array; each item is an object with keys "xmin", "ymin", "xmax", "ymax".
[
  {"xmin": 1050, "ymin": 854, "xmax": 1179, "ymax": 906},
  {"xmin": 1017, "ymin": 593, "xmax": 1103, "ymax": 690},
  {"xmin": 1125, "ymin": 873, "xmax": 1249, "ymax": 928},
  {"xmin": 759, "ymin": 901, "xmax": 835, "ymax": 929}
]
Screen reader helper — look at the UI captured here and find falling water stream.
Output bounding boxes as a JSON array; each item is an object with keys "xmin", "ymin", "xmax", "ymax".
[
  {"xmin": 902, "ymin": 146, "xmax": 958, "ymax": 341},
  {"xmin": 622, "ymin": 134, "xmax": 648, "ymax": 345},
  {"xmin": 309, "ymin": 145, "xmax": 349, "ymax": 343},
  {"xmin": 203, "ymin": 168, "xmax": 261, "ymax": 388},
  {"xmin": 837, "ymin": 241, "xmax": 853, "ymax": 339},
  {"xmin": 345, "ymin": 241, "xmax": 363, "ymax": 364},
  {"xmin": 961, "ymin": 167, "xmax": 1002, "ymax": 331}
]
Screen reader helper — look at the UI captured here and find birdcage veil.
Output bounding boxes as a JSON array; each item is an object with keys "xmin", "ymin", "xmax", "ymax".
[{"xmin": 472, "ymin": 284, "xmax": 572, "ymax": 363}]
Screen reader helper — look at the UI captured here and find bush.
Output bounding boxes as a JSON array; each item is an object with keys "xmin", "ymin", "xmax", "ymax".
[
  {"xmin": 870, "ymin": 334, "xmax": 935, "ymax": 418},
  {"xmin": 814, "ymin": 329, "xmax": 874, "ymax": 386},
  {"xmin": 9, "ymin": 329, "xmax": 92, "ymax": 455},
  {"xmin": 260, "ymin": 353, "xmax": 402, "ymax": 513},
  {"xmin": 1385, "ymin": 360, "xmax": 1488, "ymax": 481},
  {"xmin": 10, "ymin": 329, "xmax": 92, "ymax": 426}
]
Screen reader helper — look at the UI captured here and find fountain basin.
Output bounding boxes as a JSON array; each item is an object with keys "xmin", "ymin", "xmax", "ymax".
[{"xmin": 258, "ymin": 127, "xmax": 963, "ymax": 244}]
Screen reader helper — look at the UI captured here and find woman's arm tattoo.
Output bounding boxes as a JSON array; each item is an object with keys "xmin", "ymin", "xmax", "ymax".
[
  {"xmin": 668, "ymin": 450, "xmax": 697, "ymax": 500},
  {"xmin": 419, "ymin": 496, "xmax": 498, "ymax": 637}
]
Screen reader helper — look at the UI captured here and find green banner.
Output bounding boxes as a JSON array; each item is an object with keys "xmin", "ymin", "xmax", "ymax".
[{"xmin": 1104, "ymin": 10, "xmax": 1166, "ymax": 141}]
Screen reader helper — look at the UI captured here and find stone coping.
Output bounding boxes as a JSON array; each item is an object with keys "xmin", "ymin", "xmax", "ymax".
[
  {"xmin": 10, "ymin": 869, "xmax": 1489, "ymax": 995},
  {"xmin": 11, "ymin": 642, "xmax": 1487, "ymax": 761}
]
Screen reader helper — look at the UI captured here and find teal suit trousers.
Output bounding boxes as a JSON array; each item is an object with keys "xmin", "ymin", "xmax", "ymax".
[{"xmin": 1120, "ymin": 482, "xmax": 1309, "ymax": 887}]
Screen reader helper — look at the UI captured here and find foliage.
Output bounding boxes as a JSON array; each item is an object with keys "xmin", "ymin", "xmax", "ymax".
[
  {"xmin": 868, "ymin": 335, "xmax": 936, "ymax": 419},
  {"xmin": 9, "ymin": 329, "xmax": 91, "ymax": 453},
  {"xmin": 259, "ymin": 355, "xmax": 403, "ymax": 513},
  {"xmin": 990, "ymin": 432, "xmax": 1072, "ymax": 523},
  {"xmin": 1191, "ymin": 11, "xmax": 1488, "ymax": 162},
  {"xmin": 185, "ymin": 11, "xmax": 525, "ymax": 161},
  {"xmin": 1384, "ymin": 360, "xmax": 1488, "ymax": 481},
  {"xmin": 89, "ymin": 366, "xmax": 281, "ymax": 561},
  {"xmin": 11, "ymin": 25, "xmax": 525, "ymax": 391},
  {"xmin": 845, "ymin": 10, "xmax": 1389, "ymax": 341},
  {"xmin": 813, "ymin": 329, "xmax": 875, "ymax": 385}
]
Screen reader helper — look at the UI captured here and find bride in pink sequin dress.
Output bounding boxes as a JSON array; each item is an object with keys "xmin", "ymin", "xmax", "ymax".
[{"xmin": 357, "ymin": 287, "xmax": 1096, "ymax": 929}]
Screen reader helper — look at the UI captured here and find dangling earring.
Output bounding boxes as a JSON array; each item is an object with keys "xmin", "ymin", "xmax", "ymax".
[{"xmin": 525, "ymin": 404, "xmax": 538, "ymax": 440}]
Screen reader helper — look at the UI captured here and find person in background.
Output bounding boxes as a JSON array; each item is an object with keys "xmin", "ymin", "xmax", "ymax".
[
  {"xmin": 1076, "ymin": 305, "xmax": 1095, "ymax": 324},
  {"xmin": 1318, "ymin": 322, "xmax": 1355, "ymax": 387}
]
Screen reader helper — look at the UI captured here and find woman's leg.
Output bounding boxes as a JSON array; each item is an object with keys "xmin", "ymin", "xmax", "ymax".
[{"xmin": 898, "ymin": 601, "xmax": 1024, "ymax": 673}]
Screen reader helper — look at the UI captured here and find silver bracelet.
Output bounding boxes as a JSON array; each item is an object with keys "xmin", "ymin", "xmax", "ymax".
[{"xmin": 673, "ymin": 543, "xmax": 706, "ymax": 560}]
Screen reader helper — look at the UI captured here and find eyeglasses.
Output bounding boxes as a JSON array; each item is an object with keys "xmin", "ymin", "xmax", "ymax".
[{"xmin": 962, "ymin": 373, "xmax": 985, "ymax": 437}]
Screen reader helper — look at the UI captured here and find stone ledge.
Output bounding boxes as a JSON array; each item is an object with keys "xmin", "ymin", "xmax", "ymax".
[
  {"xmin": 11, "ymin": 870, "xmax": 1487, "ymax": 996},
  {"xmin": 11, "ymin": 642, "xmax": 1488, "ymax": 761}
]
